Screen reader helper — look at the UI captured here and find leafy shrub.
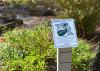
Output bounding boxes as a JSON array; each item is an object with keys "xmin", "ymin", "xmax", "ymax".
[
  {"xmin": 0, "ymin": 21, "xmax": 96, "ymax": 71},
  {"xmin": 55, "ymin": 0, "xmax": 100, "ymax": 38},
  {"xmin": 72, "ymin": 39, "xmax": 96, "ymax": 71},
  {"xmin": 0, "ymin": 23, "xmax": 56, "ymax": 71}
]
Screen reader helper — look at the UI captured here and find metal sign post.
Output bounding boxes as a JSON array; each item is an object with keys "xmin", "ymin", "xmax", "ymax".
[{"xmin": 51, "ymin": 19, "xmax": 78, "ymax": 71}]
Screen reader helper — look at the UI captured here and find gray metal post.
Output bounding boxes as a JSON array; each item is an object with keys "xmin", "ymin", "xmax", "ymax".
[{"xmin": 57, "ymin": 48, "xmax": 72, "ymax": 71}]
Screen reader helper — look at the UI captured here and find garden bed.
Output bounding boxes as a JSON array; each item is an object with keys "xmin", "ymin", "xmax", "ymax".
[{"xmin": 0, "ymin": 22, "xmax": 96, "ymax": 71}]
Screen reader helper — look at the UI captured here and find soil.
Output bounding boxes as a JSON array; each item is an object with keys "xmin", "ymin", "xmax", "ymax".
[
  {"xmin": 46, "ymin": 58, "xmax": 57, "ymax": 71},
  {"xmin": 21, "ymin": 16, "xmax": 53, "ymax": 28}
]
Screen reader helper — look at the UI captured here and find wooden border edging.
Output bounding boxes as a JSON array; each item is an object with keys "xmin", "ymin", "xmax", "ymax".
[{"xmin": 0, "ymin": 19, "xmax": 23, "ymax": 35}]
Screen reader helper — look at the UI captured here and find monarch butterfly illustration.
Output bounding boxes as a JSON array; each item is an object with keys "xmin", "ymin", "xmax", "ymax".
[{"xmin": 56, "ymin": 23, "xmax": 73, "ymax": 36}]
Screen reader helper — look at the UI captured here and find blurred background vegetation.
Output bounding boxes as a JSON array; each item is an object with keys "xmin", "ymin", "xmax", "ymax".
[{"xmin": 3, "ymin": 0, "xmax": 100, "ymax": 39}]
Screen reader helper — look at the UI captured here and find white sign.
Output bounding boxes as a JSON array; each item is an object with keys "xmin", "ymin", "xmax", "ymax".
[{"xmin": 51, "ymin": 19, "xmax": 78, "ymax": 48}]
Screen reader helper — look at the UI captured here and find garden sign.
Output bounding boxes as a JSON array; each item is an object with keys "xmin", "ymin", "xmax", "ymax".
[
  {"xmin": 51, "ymin": 19, "xmax": 78, "ymax": 71},
  {"xmin": 51, "ymin": 19, "xmax": 78, "ymax": 48}
]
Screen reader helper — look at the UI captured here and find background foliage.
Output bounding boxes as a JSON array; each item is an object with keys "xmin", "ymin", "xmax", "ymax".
[
  {"xmin": 0, "ymin": 23, "xmax": 56, "ymax": 71},
  {"xmin": 55, "ymin": 0, "xmax": 100, "ymax": 38},
  {"xmin": 72, "ymin": 39, "xmax": 96, "ymax": 71}
]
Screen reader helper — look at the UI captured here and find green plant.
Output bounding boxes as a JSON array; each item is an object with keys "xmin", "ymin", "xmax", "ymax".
[
  {"xmin": 0, "ymin": 21, "xmax": 96, "ymax": 71},
  {"xmin": 55, "ymin": 0, "xmax": 100, "ymax": 38},
  {"xmin": 0, "ymin": 23, "xmax": 56, "ymax": 71},
  {"xmin": 72, "ymin": 39, "xmax": 96, "ymax": 71}
]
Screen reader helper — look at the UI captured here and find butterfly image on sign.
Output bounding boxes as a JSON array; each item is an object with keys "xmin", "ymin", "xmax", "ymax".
[{"xmin": 51, "ymin": 19, "xmax": 78, "ymax": 48}]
